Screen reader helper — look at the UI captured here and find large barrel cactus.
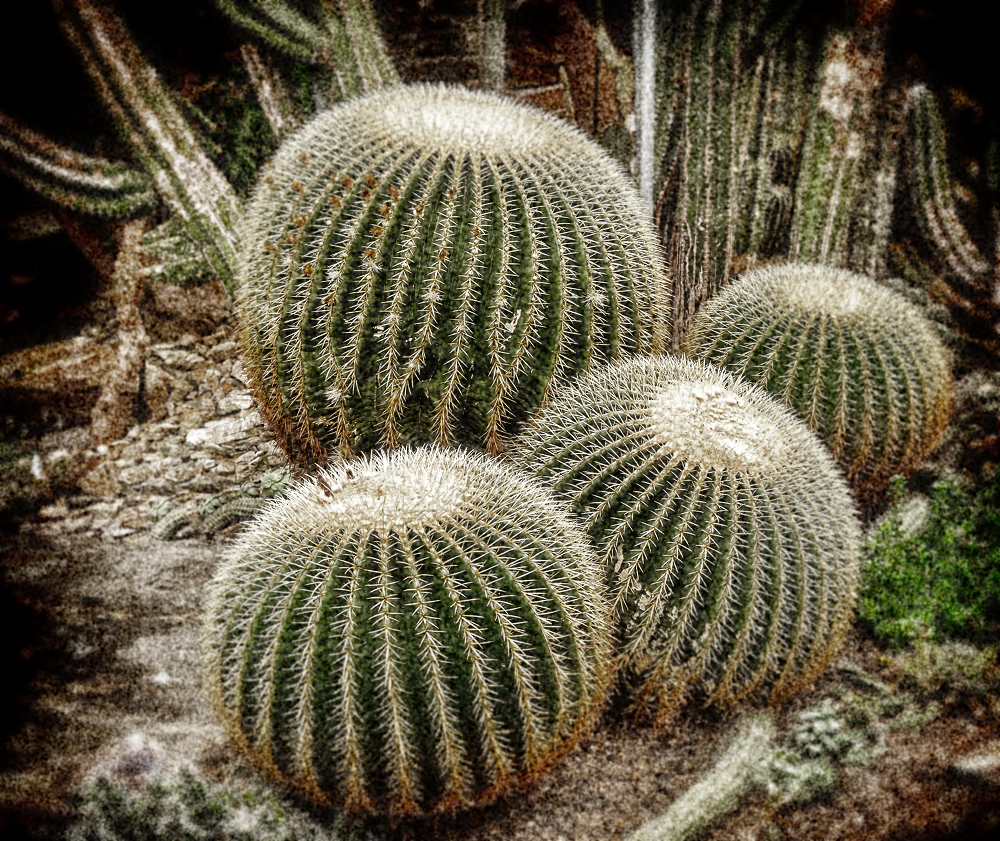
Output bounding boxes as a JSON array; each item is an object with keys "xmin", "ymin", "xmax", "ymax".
[
  {"xmin": 202, "ymin": 447, "xmax": 611, "ymax": 817},
  {"xmin": 682, "ymin": 263, "xmax": 952, "ymax": 504},
  {"xmin": 511, "ymin": 355, "xmax": 862, "ymax": 721},
  {"xmin": 236, "ymin": 83, "xmax": 669, "ymax": 463}
]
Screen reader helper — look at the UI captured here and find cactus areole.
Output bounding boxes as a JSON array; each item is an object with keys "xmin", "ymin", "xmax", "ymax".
[
  {"xmin": 512, "ymin": 356, "xmax": 862, "ymax": 720},
  {"xmin": 202, "ymin": 447, "xmax": 611, "ymax": 817},
  {"xmin": 236, "ymin": 83, "xmax": 669, "ymax": 463},
  {"xmin": 683, "ymin": 264, "xmax": 952, "ymax": 505}
]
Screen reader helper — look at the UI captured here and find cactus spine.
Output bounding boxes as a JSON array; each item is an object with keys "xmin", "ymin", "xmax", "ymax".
[
  {"xmin": 511, "ymin": 355, "xmax": 861, "ymax": 720},
  {"xmin": 236, "ymin": 83, "xmax": 669, "ymax": 463},
  {"xmin": 682, "ymin": 263, "xmax": 953, "ymax": 505},
  {"xmin": 202, "ymin": 447, "xmax": 611, "ymax": 817}
]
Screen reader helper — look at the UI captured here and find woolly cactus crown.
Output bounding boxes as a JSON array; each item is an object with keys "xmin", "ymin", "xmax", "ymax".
[
  {"xmin": 202, "ymin": 447, "xmax": 611, "ymax": 817},
  {"xmin": 682, "ymin": 263, "xmax": 952, "ymax": 504},
  {"xmin": 512, "ymin": 355, "xmax": 862, "ymax": 719},
  {"xmin": 236, "ymin": 83, "xmax": 669, "ymax": 463}
]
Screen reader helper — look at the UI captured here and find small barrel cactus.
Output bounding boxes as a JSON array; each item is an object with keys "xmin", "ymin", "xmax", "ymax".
[
  {"xmin": 511, "ymin": 355, "xmax": 862, "ymax": 720},
  {"xmin": 681, "ymin": 263, "xmax": 952, "ymax": 505},
  {"xmin": 236, "ymin": 83, "xmax": 669, "ymax": 464},
  {"xmin": 202, "ymin": 447, "xmax": 611, "ymax": 817}
]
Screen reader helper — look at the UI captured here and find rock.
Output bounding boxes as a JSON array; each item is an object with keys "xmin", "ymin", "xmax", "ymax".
[
  {"xmin": 215, "ymin": 392, "xmax": 253, "ymax": 414},
  {"xmin": 950, "ymin": 741, "xmax": 1000, "ymax": 786},
  {"xmin": 184, "ymin": 411, "xmax": 264, "ymax": 447},
  {"xmin": 208, "ymin": 340, "xmax": 238, "ymax": 362},
  {"xmin": 28, "ymin": 320, "xmax": 282, "ymax": 541}
]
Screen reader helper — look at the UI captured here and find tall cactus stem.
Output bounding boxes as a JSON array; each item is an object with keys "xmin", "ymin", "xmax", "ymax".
[
  {"xmin": 480, "ymin": 0, "xmax": 506, "ymax": 92},
  {"xmin": 90, "ymin": 218, "xmax": 149, "ymax": 443},
  {"xmin": 633, "ymin": 0, "xmax": 656, "ymax": 213},
  {"xmin": 0, "ymin": 110, "xmax": 157, "ymax": 218},
  {"xmin": 55, "ymin": 0, "xmax": 242, "ymax": 296},
  {"xmin": 625, "ymin": 714, "xmax": 775, "ymax": 841},
  {"xmin": 214, "ymin": 0, "xmax": 399, "ymax": 107},
  {"xmin": 239, "ymin": 42, "xmax": 301, "ymax": 142},
  {"xmin": 905, "ymin": 85, "xmax": 991, "ymax": 290}
]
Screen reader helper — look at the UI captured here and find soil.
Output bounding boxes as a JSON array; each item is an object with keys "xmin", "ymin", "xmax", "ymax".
[{"xmin": 2, "ymin": 312, "xmax": 1000, "ymax": 841}]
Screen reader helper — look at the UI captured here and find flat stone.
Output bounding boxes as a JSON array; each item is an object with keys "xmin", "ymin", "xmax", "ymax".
[
  {"xmin": 39, "ymin": 502, "xmax": 71, "ymax": 520},
  {"xmin": 184, "ymin": 412, "xmax": 262, "ymax": 447},
  {"xmin": 230, "ymin": 360, "xmax": 248, "ymax": 384},
  {"xmin": 951, "ymin": 741, "xmax": 1000, "ymax": 786},
  {"xmin": 215, "ymin": 391, "xmax": 253, "ymax": 414},
  {"xmin": 106, "ymin": 525, "xmax": 140, "ymax": 539},
  {"xmin": 208, "ymin": 340, "xmax": 238, "ymax": 362}
]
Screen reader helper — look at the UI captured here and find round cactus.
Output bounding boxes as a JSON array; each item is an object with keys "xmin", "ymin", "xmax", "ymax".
[
  {"xmin": 235, "ymin": 83, "xmax": 669, "ymax": 464},
  {"xmin": 681, "ymin": 263, "xmax": 952, "ymax": 504},
  {"xmin": 510, "ymin": 355, "xmax": 862, "ymax": 720},
  {"xmin": 202, "ymin": 447, "xmax": 611, "ymax": 817}
]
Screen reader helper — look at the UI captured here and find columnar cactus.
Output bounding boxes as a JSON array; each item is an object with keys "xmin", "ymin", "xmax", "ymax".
[
  {"xmin": 54, "ymin": 0, "xmax": 242, "ymax": 293},
  {"xmin": 903, "ymin": 84, "xmax": 992, "ymax": 291},
  {"xmin": 511, "ymin": 355, "xmax": 862, "ymax": 720},
  {"xmin": 626, "ymin": 714, "xmax": 775, "ymax": 841},
  {"xmin": 213, "ymin": 0, "xmax": 400, "ymax": 109},
  {"xmin": 202, "ymin": 447, "xmax": 611, "ymax": 817},
  {"xmin": 650, "ymin": 0, "xmax": 900, "ymax": 344},
  {"xmin": 236, "ymin": 83, "xmax": 669, "ymax": 464},
  {"xmin": 0, "ymin": 111, "xmax": 156, "ymax": 218},
  {"xmin": 682, "ymin": 263, "xmax": 953, "ymax": 504}
]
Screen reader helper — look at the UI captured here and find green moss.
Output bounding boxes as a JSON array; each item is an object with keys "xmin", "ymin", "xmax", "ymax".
[{"xmin": 859, "ymin": 472, "xmax": 1000, "ymax": 647}]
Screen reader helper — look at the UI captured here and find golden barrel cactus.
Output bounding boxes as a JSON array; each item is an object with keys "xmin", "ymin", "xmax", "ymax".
[{"xmin": 236, "ymin": 83, "xmax": 669, "ymax": 463}]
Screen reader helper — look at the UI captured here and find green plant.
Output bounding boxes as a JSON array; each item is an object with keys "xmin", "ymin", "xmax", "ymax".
[
  {"xmin": 625, "ymin": 713, "xmax": 775, "ymax": 841},
  {"xmin": 0, "ymin": 111, "xmax": 157, "ymax": 218},
  {"xmin": 511, "ymin": 354, "xmax": 861, "ymax": 721},
  {"xmin": 890, "ymin": 84, "xmax": 1000, "ymax": 357},
  {"xmin": 213, "ymin": 0, "xmax": 399, "ymax": 109},
  {"xmin": 860, "ymin": 472, "xmax": 1000, "ymax": 646},
  {"xmin": 235, "ymin": 83, "xmax": 669, "ymax": 463},
  {"xmin": 152, "ymin": 467, "xmax": 294, "ymax": 540},
  {"xmin": 66, "ymin": 766, "xmax": 366, "ymax": 841},
  {"xmin": 682, "ymin": 263, "xmax": 953, "ymax": 507},
  {"xmin": 649, "ymin": 0, "xmax": 901, "ymax": 344},
  {"xmin": 893, "ymin": 639, "xmax": 999, "ymax": 700},
  {"xmin": 202, "ymin": 446, "xmax": 612, "ymax": 817}
]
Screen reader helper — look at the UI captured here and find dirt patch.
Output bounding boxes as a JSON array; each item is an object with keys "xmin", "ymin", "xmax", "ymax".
[{"xmin": 2, "ymin": 529, "xmax": 999, "ymax": 841}]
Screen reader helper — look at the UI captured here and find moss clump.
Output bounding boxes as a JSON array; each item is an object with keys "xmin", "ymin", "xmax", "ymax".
[{"xmin": 860, "ymin": 473, "xmax": 1000, "ymax": 647}]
